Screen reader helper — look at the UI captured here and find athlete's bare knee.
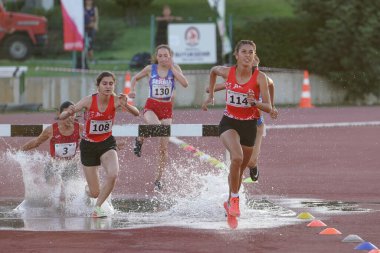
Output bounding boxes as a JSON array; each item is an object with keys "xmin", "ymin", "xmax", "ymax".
[
  {"xmin": 106, "ymin": 172, "xmax": 118, "ymax": 183},
  {"xmin": 230, "ymin": 156, "xmax": 243, "ymax": 168}
]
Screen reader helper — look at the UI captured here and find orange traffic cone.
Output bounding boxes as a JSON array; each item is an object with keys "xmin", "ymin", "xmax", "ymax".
[
  {"xmin": 299, "ymin": 70, "xmax": 313, "ymax": 108},
  {"xmin": 123, "ymin": 71, "xmax": 134, "ymax": 106}
]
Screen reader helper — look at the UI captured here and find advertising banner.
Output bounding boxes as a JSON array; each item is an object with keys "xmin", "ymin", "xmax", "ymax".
[{"xmin": 168, "ymin": 23, "xmax": 216, "ymax": 64}]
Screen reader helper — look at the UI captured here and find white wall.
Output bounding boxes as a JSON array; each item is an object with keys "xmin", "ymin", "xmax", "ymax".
[{"xmin": 0, "ymin": 70, "xmax": 354, "ymax": 109}]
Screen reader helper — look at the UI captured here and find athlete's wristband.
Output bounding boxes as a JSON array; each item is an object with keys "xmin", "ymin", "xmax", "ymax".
[{"xmin": 250, "ymin": 101, "xmax": 257, "ymax": 107}]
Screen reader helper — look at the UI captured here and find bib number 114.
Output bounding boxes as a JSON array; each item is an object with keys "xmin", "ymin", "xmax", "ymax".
[{"xmin": 227, "ymin": 90, "xmax": 249, "ymax": 107}]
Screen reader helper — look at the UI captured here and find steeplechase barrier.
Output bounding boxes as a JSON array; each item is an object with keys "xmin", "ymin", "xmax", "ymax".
[{"xmin": 1, "ymin": 121, "xmax": 380, "ymax": 137}]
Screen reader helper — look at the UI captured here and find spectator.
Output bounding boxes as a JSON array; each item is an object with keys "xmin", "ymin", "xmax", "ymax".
[
  {"xmin": 84, "ymin": 0, "xmax": 99, "ymax": 61},
  {"xmin": 155, "ymin": 4, "xmax": 182, "ymax": 47}
]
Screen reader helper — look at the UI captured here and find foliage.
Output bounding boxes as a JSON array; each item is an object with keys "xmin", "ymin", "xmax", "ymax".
[
  {"xmin": 233, "ymin": 17, "xmax": 314, "ymax": 69},
  {"xmin": 293, "ymin": 0, "xmax": 380, "ymax": 102},
  {"xmin": 111, "ymin": 0, "xmax": 154, "ymax": 26},
  {"xmin": 112, "ymin": 0, "xmax": 154, "ymax": 9}
]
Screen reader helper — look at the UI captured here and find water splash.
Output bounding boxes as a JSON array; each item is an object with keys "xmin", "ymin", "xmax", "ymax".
[
  {"xmin": 5, "ymin": 150, "xmax": 114, "ymax": 218},
  {"xmin": 110, "ymin": 160, "xmax": 298, "ymax": 230},
  {"xmin": 1, "ymin": 150, "xmax": 299, "ymax": 231}
]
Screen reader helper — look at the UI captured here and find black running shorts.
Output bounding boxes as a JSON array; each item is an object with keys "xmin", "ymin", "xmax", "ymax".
[
  {"xmin": 80, "ymin": 136, "xmax": 117, "ymax": 166},
  {"xmin": 219, "ymin": 115, "xmax": 257, "ymax": 147}
]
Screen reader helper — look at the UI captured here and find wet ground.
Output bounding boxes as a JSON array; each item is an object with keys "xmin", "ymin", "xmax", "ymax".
[
  {"xmin": 0, "ymin": 196, "xmax": 377, "ymax": 231},
  {"xmin": 1, "ymin": 107, "xmax": 380, "ymax": 252}
]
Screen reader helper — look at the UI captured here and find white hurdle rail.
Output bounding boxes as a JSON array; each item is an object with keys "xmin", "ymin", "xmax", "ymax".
[
  {"xmin": 1, "ymin": 121, "xmax": 380, "ymax": 137},
  {"xmin": 0, "ymin": 124, "xmax": 220, "ymax": 137},
  {"xmin": 0, "ymin": 66, "xmax": 28, "ymax": 78}
]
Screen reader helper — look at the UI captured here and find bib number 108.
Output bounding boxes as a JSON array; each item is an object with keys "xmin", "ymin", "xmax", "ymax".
[{"xmin": 90, "ymin": 120, "xmax": 112, "ymax": 134}]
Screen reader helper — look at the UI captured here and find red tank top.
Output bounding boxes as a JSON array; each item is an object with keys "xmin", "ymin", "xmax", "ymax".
[
  {"xmin": 50, "ymin": 122, "xmax": 80, "ymax": 158},
  {"xmin": 224, "ymin": 66, "xmax": 261, "ymax": 120},
  {"xmin": 83, "ymin": 94, "xmax": 115, "ymax": 142}
]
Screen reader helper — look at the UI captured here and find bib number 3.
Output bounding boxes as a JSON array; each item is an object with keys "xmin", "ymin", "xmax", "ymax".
[{"xmin": 55, "ymin": 143, "xmax": 76, "ymax": 158}]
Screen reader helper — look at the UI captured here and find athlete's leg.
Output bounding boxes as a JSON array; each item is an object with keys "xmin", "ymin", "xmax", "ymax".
[
  {"xmin": 138, "ymin": 110, "xmax": 161, "ymax": 143},
  {"xmin": 247, "ymin": 123, "xmax": 264, "ymax": 168},
  {"xmin": 221, "ymin": 130, "xmax": 253, "ymax": 217},
  {"xmin": 143, "ymin": 110, "xmax": 161, "ymax": 124},
  {"xmin": 134, "ymin": 110, "xmax": 161, "ymax": 157},
  {"xmin": 82, "ymin": 165, "xmax": 100, "ymax": 198},
  {"xmin": 238, "ymin": 123, "xmax": 264, "ymax": 186},
  {"xmin": 96, "ymin": 149, "xmax": 119, "ymax": 207},
  {"xmin": 156, "ymin": 118, "xmax": 172, "ymax": 183},
  {"xmin": 238, "ymin": 145, "xmax": 255, "ymax": 189},
  {"xmin": 220, "ymin": 130, "xmax": 253, "ymax": 195}
]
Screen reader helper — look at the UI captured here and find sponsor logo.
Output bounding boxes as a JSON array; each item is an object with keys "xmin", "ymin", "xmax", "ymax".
[{"xmin": 185, "ymin": 26, "xmax": 200, "ymax": 46}]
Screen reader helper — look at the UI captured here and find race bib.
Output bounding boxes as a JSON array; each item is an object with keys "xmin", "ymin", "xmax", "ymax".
[
  {"xmin": 152, "ymin": 84, "xmax": 172, "ymax": 99},
  {"xmin": 89, "ymin": 120, "xmax": 113, "ymax": 134},
  {"xmin": 226, "ymin": 90, "xmax": 250, "ymax": 108},
  {"xmin": 55, "ymin": 142, "xmax": 77, "ymax": 158}
]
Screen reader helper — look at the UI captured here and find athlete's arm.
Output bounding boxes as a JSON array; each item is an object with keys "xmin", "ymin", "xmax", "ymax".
[
  {"xmin": 251, "ymin": 72, "xmax": 272, "ymax": 113},
  {"xmin": 171, "ymin": 64, "xmax": 189, "ymax": 88},
  {"xmin": 129, "ymin": 65, "xmax": 151, "ymax": 98},
  {"xmin": 267, "ymin": 77, "xmax": 278, "ymax": 119},
  {"xmin": 57, "ymin": 96, "xmax": 91, "ymax": 120},
  {"xmin": 202, "ymin": 66, "xmax": 229, "ymax": 111},
  {"xmin": 123, "ymin": 101, "xmax": 140, "ymax": 116},
  {"xmin": 115, "ymin": 94, "xmax": 140, "ymax": 116},
  {"xmin": 21, "ymin": 126, "xmax": 52, "ymax": 151},
  {"xmin": 206, "ymin": 83, "xmax": 225, "ymax": 93},
  {"xmin": 78, "ymin": 123, "xmax": 84, "ymax": 135}
]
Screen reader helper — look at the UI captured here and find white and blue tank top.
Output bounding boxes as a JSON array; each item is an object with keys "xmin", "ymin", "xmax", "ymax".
[{"xmin": 149, "ymin": 64, "xmax": 175, "ymax": 101}]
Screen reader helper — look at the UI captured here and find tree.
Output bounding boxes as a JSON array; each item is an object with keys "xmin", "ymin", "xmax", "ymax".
[
  {"xmin": 295, "ymin": 0, "xmax": 380, "ymax": 102},
  {"xmin": 112, "ymin": 0, "xmax": 154, "ymax": 26}
]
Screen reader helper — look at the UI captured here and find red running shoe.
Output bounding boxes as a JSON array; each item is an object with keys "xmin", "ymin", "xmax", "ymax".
[
  {"xmin": 224, "ymin": 202, "xmax": 238, "ymax": 229},
  {"xmin": 228, "ymin": 197, "xmax": 240, "ymax": 217}
]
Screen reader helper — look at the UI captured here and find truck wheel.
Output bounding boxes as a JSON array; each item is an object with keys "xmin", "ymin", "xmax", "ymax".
[{"xmin": 4, "ymin": 35, "xmax": 32, "ymax": 61}]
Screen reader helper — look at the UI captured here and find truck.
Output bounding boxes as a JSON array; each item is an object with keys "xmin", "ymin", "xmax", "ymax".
[{"xmin": 0, "ymin": 0, "xmax": 48, "ymax": 61}]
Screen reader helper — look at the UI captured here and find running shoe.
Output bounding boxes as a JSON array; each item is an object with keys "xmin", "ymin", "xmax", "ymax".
[
  {"xmin": 92, "ymin": 206, "xmax": 107, "ymax": 218},
  {"xmin": 228, "ymin": 197, "xmax": 240, "ymax": 217},
  {"xmin": 154, "ymin": 180, "xmax": 163, "ymax": 191},
  {"xmin": 133, "ymin": 137, "xmax": 143, "ymax": 157},
  {"xmin": 249, "ymin": 166, "xmax": 259, "ymax": 182},
  {"xmin": 224, "ymin": 202, "xmax": 238, "ymax": 229}
]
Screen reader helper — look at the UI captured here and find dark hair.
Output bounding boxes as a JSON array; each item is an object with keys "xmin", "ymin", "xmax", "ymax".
[
  {"xmin": 59, "ymin": 101, "xmax": 74, "ymax": 113},
  {"xmin": 96, "ymin": 71, "xmax": 116, "ymax": 86},
  {"xmin": 152, "ymin": 44, "xmax": 173, "ymax": 64},
  {"xmin": 234, "ymin": 40, "xmax": 256, "ymax": 55},
  {"xmin": 234, "ymin": 40, "xmax": 260, "ymax": 66}
]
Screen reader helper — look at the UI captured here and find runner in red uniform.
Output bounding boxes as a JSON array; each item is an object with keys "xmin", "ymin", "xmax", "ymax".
[
  {"xmin": 129, "ymin": 44, "xmax": 189, "ymax": 190},
  {"xmin": 206, "ymin": 56, "xmax": 279, "ymax": 183},
  {"xmin": 202, "ymin": 40, "xmax": 272, "ymax": 225},
  {"xmin": 57, "ymin": 71, "xmax": 139, "ymax": 218},
  {"xmin": 21, "ymin": 101, "xmax": 83, "ymax": 206}
]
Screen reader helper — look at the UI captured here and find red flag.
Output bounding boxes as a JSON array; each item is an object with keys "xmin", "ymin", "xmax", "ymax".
[{"xmin": 61, "ymin": 0, "xmax": 84, "ymax": 51}]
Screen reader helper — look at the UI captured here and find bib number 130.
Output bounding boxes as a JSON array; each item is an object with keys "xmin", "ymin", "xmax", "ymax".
[
  {"xmin": 227, "ymin": 90, "xmax": 250, "ymax": 107},
  {"xmin": 152, "ymin": 84, "xmax": 172, "ymax": 99},
  {"xmin": 90, "ymin": 120, "xmax": 112, "ymax": 134}
]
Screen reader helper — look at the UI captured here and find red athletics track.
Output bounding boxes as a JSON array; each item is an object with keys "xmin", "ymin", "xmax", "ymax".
[{"xmin": 0, "ymin": 106, "xmax": 380, "ymax": 253}]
